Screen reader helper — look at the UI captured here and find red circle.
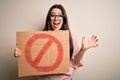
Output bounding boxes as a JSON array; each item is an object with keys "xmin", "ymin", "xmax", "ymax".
[{"xmin": 25, "ymin": 33, "xmax": 63, "ymax": 72}]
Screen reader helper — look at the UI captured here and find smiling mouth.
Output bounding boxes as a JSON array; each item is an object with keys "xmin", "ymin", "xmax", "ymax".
[{"xmin": 53, "ymin": 22, "xmax": 60, "ymax": 27}]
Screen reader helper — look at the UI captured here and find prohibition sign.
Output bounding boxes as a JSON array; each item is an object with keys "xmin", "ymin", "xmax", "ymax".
[{"xmin": 25, "ymin": 33, "xmax": 63, "ymax": 72}]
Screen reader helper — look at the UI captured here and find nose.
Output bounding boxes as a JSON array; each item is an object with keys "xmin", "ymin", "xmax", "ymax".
[{"xmin": 54, "ymin": 15, "xmax": 58, "ymax": 20}]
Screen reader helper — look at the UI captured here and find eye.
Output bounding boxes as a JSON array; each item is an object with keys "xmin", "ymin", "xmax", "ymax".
[
  {"xmin": 50, "ymin": 13, "xmax": 64, "ymax": 20},
  {"xmin": 50, "ymin": 14, "xmax": 63, "ymax": 17},
  {"xmin": 50, "ymin": 14, "xmax": 55, "ymax": 17},
  {"xmin": 58, "ymin": 15, "xmax": 63, "ymax": 17}
]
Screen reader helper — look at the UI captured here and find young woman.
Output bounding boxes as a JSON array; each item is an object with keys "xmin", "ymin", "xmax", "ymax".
[{"xmin": 15, "ymin": 4, "xmax": 98, "ymax": 80}]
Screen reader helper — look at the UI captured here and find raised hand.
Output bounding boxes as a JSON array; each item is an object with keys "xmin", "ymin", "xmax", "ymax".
[{"xmin": 81, "ymin": 35, "xmax": 98, "ymax": 50}]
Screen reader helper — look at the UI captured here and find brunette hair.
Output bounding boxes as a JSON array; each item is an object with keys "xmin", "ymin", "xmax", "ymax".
[{"xmin": 43, "ymin": 4, "xmax": 73, "ymax": 60}]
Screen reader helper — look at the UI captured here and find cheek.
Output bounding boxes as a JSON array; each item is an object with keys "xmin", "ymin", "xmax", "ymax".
[
  {"xmin": 60, "ymin": 21, "xmax": 63, "ymax": 26},
  {"xmin": 50, "ymin": 21, "xmax": 54, "ymax": 26}
]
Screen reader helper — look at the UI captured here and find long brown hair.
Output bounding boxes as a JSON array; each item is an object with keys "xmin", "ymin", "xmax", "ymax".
[{"xmin": 43, "ymin": 4, "xmax": 73, "ymax": 60}]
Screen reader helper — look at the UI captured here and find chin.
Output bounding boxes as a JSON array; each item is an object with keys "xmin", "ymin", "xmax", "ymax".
[{"xmin": 53, "ymin": 27, "xmax": 61, "ymax": 30}]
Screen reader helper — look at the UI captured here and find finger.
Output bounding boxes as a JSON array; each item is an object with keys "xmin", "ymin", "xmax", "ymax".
[
  {"xmin": 14, "ymin": 52, "xmax": 19, "ymax": 57},
  {"xmin": 15, "ymin": 51, "xmax": 22, "ymax": 57},
  {"xmin": 92, "ymin": 44, "xmax": 98, "ymax": 47},
  {"xmin": 16, "ymin": 47, "xmax": 21, "ymax": 52},
  {"xmin": 14, "ymin": 48, "xmax": 19, "ymax": 54},
  {"xmin": 91, "ymin": 35, "xmax": 95, "ymax": 39},
  {"xmin": 95, "ymin": 39, "xmax": 98, "ymax": 43},
  {"xmin": 92, "ymin": 35, "xmax": 97, "ymax": 40},
  {"xmin": 16, "ymin": 50, "xmax": 22, "ymax": 55},
  {"xmin": 14, "ymin": 48, "xmax": 22, "ymax": 57},
  {"xmin": 93, "ymin": 38, "xmax": 98, "ymax": 43}
]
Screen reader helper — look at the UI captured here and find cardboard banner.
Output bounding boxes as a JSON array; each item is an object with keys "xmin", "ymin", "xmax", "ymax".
[{"xmin": 16, "ymin": 30, "xmax": 70, "ymax": 77}]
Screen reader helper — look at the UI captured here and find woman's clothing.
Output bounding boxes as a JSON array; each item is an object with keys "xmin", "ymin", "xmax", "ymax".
[{"xmin": 38, "ymin": 34, "xmax": 83, "ymax": 80}]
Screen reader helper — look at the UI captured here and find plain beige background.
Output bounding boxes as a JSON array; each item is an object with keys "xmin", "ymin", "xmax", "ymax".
[{"xmin": 0, "ymin": 0, "xmax": 120, "ymax": 80}]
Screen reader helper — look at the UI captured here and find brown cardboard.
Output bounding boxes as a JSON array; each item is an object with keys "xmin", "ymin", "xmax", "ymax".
[{"xmin": 16, "ymin": 30, "xmax": 70, "ymax": 77}]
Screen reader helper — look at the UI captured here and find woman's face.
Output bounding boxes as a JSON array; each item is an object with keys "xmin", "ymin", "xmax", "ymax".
[{"xmin": 50, "ymin": 8, "xmax": 63, "ymax": 31}]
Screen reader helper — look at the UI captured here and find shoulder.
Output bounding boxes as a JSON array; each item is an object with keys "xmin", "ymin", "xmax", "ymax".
[{"xmin": 70, "ymin": 32, "xmax": 78, "ymax": 44}]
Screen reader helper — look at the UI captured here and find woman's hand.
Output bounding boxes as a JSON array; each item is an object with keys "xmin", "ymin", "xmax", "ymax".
[
  {"xmin": 14, "ymin": 47, "xmax": 22, "ymax": 57},
  {"xmin": 81, "ymin": 35, "xmax": 98, "ymax": 51}
]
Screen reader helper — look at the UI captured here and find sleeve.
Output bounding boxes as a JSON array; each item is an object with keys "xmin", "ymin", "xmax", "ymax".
[{"xmin": 71, "ymin": 33, "xmax": 83, "ymax": 69}]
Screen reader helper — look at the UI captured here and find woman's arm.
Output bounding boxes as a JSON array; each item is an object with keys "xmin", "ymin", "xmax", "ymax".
[{"xmin": 74, "ymin": 35, "xmax": 98, "ymax": 65}]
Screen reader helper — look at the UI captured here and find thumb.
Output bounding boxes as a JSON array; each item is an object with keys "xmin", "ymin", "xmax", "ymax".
[{"xmin": 82, "ymin": 36, "xmax": 85, "ymax": 44}]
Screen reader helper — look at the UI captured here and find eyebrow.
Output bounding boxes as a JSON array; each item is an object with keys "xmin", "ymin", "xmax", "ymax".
[{"xmin": 51, "ymin": 12, "xmax": 62, "ymax": 15}]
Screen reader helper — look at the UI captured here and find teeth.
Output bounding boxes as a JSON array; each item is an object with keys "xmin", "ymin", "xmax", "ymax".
[{"xmin": 54, "ymin": 23, "xmax": 59, "ymax": 25}]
